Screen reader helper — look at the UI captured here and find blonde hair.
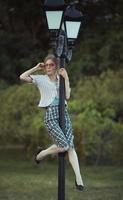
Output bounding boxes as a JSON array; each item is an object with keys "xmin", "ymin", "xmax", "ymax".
[{"xmin": 44, "ymin": 54, "xmax": 58, "ymax": 65}]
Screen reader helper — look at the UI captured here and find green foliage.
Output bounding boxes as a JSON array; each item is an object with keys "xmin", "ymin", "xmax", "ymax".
[
  {"xmin": 1, "ymin": 69, "xmax": 123, "ymax": 165},
  {"xmin": 0, "ymin": 31, "xmax": 46, "ymax": 84},
  {"xmin": 69, "ymin": 69, "xmax": 123, "ymax": 164},
  {"xmin": 0, "ymin": 0, "xmax": 123, "ymax": 85},
  {"xmin": 68, "ymin": 27, "xmax": 123, "ymax": 86},
  {"xmin": 0, "ymin": 83, "xmax": 50, "ymax": 152}
]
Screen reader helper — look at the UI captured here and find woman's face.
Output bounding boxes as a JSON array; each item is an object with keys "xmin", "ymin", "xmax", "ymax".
[{"xmin": 44, "ymin": 59, "xmax": 57, "ymax": 76}]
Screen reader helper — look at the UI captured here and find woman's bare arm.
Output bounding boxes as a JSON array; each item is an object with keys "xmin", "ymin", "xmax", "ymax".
[
  {"xmin": 64, "ymin": 77, "xmax": 71, "ymax": 100},
  {"xmin": 58, "ymin": 68, "xmax": 71, "ymax": 100},
  {"xmin": 19, "ymin": 63, "xmax": 44, "ymax": 83}
]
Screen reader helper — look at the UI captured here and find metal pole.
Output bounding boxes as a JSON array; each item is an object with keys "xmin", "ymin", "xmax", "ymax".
[{"xmin": 58, "ymin": 56, "xmax": 66, "ymax": 200}]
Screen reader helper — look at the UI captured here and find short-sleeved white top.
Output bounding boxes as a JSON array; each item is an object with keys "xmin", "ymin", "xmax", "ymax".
[{"xmin": 30, "ymin": 74, "xmax": 67, "ymax": 107}]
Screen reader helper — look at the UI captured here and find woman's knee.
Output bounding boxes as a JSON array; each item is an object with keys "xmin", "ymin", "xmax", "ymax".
[
  {"xmin": 68, "ymin": 147, "xmax": 76, "ymax": 158},
  {"xmin": 58, "ymin": 145, "xmax": 69, "ymax": 153}
]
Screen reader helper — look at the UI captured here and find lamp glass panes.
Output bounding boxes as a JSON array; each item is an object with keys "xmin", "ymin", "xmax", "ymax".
[
  {"xmin": 46, "ymin": 11, "xmax": 63, "ymax": 30},
  {"xmin": 65, "ymin": 21, "xmax": 81, "ymax": 39}
]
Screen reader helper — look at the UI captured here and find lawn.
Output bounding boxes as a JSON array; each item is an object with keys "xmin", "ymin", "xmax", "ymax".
[{"xmin": 0, "ymin": 149, "xmax": 123, "ymax": 200}]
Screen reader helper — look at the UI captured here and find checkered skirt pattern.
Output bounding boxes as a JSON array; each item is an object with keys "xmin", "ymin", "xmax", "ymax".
[{"xmin": 44, "ymin": 105, "xmax": 74, "ymax": 149}]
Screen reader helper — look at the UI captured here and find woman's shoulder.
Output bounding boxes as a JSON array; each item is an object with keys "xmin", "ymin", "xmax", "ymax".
[{"xmin": 30, "ymin": 74, "xmax": 46, "ymax": 85}]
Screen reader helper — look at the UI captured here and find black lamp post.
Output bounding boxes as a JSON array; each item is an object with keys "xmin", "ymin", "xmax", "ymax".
[{"xmin": 43, "ymin": 1, "xmax": 83, "ymax": 200}]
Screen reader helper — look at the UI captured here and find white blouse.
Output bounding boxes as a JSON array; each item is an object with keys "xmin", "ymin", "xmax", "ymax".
[{"xmin": 30, "ymin": 74, "xmax": 67, "ymax": 107}]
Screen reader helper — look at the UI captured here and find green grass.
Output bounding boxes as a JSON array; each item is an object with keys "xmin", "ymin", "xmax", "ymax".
[{"xmin": 0, "ymin": 149, "xmax": 123, "ymax": 200}]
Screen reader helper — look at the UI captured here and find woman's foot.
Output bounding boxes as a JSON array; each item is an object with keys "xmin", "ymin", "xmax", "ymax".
[
  {"xmin": 34, "ymin": 146, "xmax": 43, "ymax": 164},
  {"xmin": 75, "ymin": 179, "xmax": 84, "ymax": 191}
]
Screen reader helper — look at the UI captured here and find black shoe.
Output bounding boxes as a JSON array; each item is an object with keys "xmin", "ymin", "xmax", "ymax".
[
  {"xmin": 34, "ymin": 146, "xmax": 43, "ymax": 164},
  {"xmin": 75, "ymin": 179, "xmax": 84, "ymax": 191}
]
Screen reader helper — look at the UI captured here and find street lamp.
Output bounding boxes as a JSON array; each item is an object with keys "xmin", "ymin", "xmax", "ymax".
[
  {"xmin": 43, "ymin": 0, "xmax": 66, "ymax": 49},
  {"xmin": 43, "ymin": 0, "xmax": 66, "ymax": 32},
  {"xmin": 64, "ymin": 4, "xmax": 83, "ymax": 51},
  {"xmin": 43, "ymin": 1, "xmax": 83, "ymax": 200}
]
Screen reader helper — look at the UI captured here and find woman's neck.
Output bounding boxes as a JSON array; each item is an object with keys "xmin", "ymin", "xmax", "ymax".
[{"xmin": 48, "ymin": 72, "xmax": 58, "ymax": 81}]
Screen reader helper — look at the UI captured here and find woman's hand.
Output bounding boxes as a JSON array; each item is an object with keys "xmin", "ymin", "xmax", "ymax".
[
  {"xmin": 59, "ymin": 68, "xmax": 69, "ymax": 80},
  {"xmin": 35, "ymin": 63, "xmax": 45, "ymax": 71}
]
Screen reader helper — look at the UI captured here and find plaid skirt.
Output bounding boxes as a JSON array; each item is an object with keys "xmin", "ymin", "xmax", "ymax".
[{"xmin": 44, "ymin": 105, "xmax": 74, "ymax": 149}]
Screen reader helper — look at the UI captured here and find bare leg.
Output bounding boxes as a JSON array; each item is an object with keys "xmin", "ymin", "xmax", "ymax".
[
  {"xmin": 68, "ymin": 148, "xmax": 84, "ymax": 186},
  {"xmin": 36, "ymin": 144, "xmax": 69, "ymax": 161}
]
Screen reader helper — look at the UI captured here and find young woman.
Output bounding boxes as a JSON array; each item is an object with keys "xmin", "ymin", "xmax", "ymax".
[{"xmin": 19, "ymin": 54, "xmax": 84, "ymax": 191}]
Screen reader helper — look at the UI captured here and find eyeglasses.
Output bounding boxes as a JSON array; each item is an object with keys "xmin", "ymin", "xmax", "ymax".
[{"xmin": 45, "ymin": 63, "xmax": 55, "ymax": 67}]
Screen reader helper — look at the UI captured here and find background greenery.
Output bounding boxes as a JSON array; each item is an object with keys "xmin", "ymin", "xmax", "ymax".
[{"xmin": 0, "ymin": 0, "xmax": 123, "ymax": 165}]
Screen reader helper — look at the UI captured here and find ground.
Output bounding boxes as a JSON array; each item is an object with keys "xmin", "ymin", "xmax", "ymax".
[{"xmin": 0, "ymin": 149, "xmax": 123, "ymax": 200}]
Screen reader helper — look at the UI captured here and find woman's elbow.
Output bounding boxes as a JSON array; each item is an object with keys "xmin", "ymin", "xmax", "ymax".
[
  {"xmin": 66, "ymin": 88, "xmax": 71, "ymax": 100},
  {"xmin": 66, "ymin": 92, "xmax": 71, "ymax": 100},
  {"xmin": 66, "ymin": 96, "xmax": 70, "ymax": 100},
  {"xmin": 19, "ymin": 74, "xmax": 28, "ymax": 82},
  {"xmin": 19, "ymin": 74, "xmax": 23, "ymax": 80},
  {"xmin": 19, "ymin": 74, "xmax": 25, "ymax": 81},
  {"xmin": 19, "ymin": 74, "xmax": 32, "ymax": 83}
]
